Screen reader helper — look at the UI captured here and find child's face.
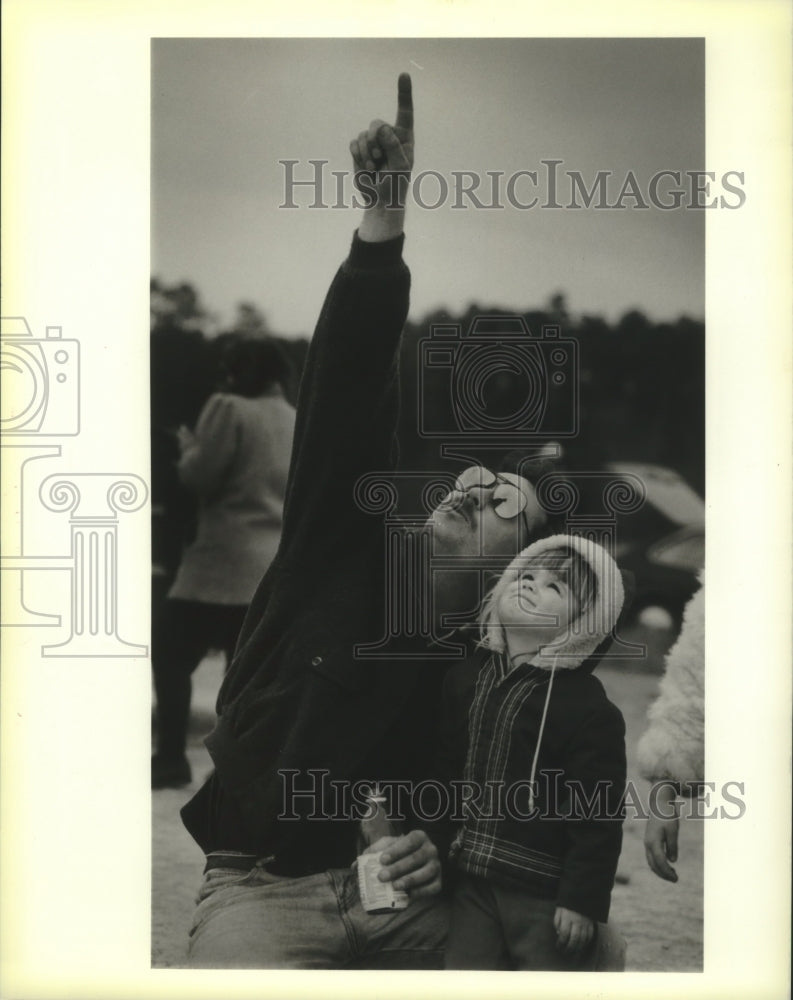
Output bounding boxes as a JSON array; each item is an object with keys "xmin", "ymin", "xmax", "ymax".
[{"xmin": 497, "ymin": 566, "xmax": 579, "ymax": 642}]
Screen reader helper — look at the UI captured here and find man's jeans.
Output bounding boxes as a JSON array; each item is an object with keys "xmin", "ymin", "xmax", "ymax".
[{"xmin": 187, "ymin": 863, "xmax": 448, "ymax": 969}]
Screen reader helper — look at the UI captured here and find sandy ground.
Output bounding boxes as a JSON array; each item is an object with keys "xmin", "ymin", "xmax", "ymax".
[{"xmin": 151, "ymin": 628, "xmax": 703, "ymax": 971}]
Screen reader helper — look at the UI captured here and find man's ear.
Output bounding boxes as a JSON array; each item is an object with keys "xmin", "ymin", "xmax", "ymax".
[{"xmin": 520, "ymin": 503, "xmax": 549, "ymax": 549}]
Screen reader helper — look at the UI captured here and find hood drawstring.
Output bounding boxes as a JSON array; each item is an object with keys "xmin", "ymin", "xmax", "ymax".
[{"xmin": 528, "ymin": 655, "xmax": 559, "ymax": 813}]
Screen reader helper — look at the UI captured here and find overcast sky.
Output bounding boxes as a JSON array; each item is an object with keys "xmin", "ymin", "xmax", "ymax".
[{"xmin": 152, "ymin": 38, "xmax": 705, "ymax": 337}]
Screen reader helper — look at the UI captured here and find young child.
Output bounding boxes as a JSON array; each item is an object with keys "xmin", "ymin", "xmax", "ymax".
[{"xmin": 442, "ymin": 534, "xmax": 627, "ymax": 971}]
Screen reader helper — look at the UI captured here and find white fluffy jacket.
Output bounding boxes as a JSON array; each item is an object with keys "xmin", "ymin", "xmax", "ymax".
[{"xmin": 636, "ymin": 571, "xmax": 704, "ymax": 785}]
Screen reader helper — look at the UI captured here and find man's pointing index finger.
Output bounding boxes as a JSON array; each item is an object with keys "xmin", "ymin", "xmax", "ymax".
[{"xmin": 396, "ymin": 72, "xmax": 413, "ymax": 132}]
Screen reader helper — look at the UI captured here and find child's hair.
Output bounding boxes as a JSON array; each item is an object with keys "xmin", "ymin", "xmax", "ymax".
[
  {"xmin": 479, "ymin": 544, "xmax": 597, "ymax": 649},
  {"xmin": 536, "ymin": 546, "xmax": 597, "ymax": 620}
]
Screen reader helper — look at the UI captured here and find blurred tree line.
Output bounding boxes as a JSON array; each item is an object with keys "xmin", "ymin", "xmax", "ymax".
[
  {"xmin": 151, "ymin": 278, "xmax": 703, "ymax": 590},
  {"xmin": 397, "ymin": 298, "xmax": 704, "ymax": 494}
]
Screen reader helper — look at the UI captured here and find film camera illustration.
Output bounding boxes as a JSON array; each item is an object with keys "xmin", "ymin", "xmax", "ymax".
[
  {"xmin": 418, "ymin": 315, "xmax": 578, "ymax": 442},
  {"xmin": 0, "ymin": 317, "xmax": 80, "ymax": 435},
  {"xmin": 1, "ymin": 316, "xmax": 146, "ymax": 656}
]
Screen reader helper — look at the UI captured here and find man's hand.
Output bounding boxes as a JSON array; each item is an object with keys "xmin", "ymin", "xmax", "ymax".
[
  {"xmin": 351, "ymin": 73, "xmax": 414, "ymax": 242},
  {"xmin": 644, "ymin": 814, "xmax": 680, "ymax": 882},
  {"xmin": 359, "ymin": 829, "xmax": 441, "ymax": 898},
  {"xmin": 554, "ymin": 906, "xmax": 595, "ymax": 954}
]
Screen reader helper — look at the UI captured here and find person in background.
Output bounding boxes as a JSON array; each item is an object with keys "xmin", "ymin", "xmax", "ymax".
[
  {"xmin": 151, "ymin": 337, "xmax": 296, "ymax": 789},
  {"xmin": 637, "ymin": 570, "xmax": 705, "ymax": 881}
]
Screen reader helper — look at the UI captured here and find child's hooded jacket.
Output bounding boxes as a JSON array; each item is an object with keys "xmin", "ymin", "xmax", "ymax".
[{"xmin": 443, "ymin": 534, "xmax": 627, "ymax": 924}]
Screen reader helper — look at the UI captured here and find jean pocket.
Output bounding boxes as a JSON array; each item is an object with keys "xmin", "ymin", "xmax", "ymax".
[{"xmin": 195, "ymin": 866, "xmax": 257, "ymax": 904}]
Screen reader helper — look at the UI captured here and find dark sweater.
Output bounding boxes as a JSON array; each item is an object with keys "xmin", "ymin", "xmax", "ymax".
[{"xmin": 181, "ymin": 232, "xmax": 453, "ymax": 874}]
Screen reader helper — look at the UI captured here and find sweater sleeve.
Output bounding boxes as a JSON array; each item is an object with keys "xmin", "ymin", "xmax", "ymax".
[
  {"xmin": 636, "ymin": 580, "xmax": 705, "ymax": 787},
  {"xmin": 556, "ymin": 702, "xmax": 627, "ymax": 924},
  {"xmin": 275, "ymin": 232, "xmax": 410, "ymax": 558},
  {"xmin": 429, "ymin": 660, "xmax": 480, "ymax": 864},
  {"xmin": 177, "ymin": 393, "xmax": 239, "ymax": 497}
]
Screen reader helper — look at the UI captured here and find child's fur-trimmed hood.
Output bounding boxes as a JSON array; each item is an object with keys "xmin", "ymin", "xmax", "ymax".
[{"xmin": 479, "ymin": 533, "xmax": 624, "ymax": 671}]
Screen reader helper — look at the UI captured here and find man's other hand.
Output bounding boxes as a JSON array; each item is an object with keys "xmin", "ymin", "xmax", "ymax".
[{"xmin": 360, "ymin": 829, "xmax": 441, "ymax": 898}]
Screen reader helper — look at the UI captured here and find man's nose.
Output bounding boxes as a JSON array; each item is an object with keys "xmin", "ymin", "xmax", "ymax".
[{"xmin": 465, "ymin": 486, "xmax": 490, "ymax": 511}]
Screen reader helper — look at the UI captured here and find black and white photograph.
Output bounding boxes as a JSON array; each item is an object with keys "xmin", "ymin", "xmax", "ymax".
[
  {"xmin": 150, "ymin": 37, "xmax": 711, "ymax": 972},
  {"xmin": 2, "ymin": 4, "xmax": 791, "ymax": 999}
]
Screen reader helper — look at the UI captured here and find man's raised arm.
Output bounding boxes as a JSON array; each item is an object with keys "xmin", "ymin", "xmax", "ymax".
[{"xmin": 271, "ymin": 74, "xmax": 414, "ymax": 559}]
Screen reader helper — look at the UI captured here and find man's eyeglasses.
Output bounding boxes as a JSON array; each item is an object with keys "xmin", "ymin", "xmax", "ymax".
[{"xmin": 443, "ymin": 465, "xmax": 533, "ymax": 526}]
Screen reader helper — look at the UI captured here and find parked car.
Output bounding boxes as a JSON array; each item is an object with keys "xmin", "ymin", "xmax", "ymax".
[{"xmin": 606, "ymin": 462, "xmax": 704, "ymax": 629}]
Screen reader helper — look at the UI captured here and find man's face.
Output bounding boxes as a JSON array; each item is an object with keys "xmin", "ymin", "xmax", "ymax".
[{"xmin": 428, "ymin": 466, "xmax": 547, "ymax": 558}]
